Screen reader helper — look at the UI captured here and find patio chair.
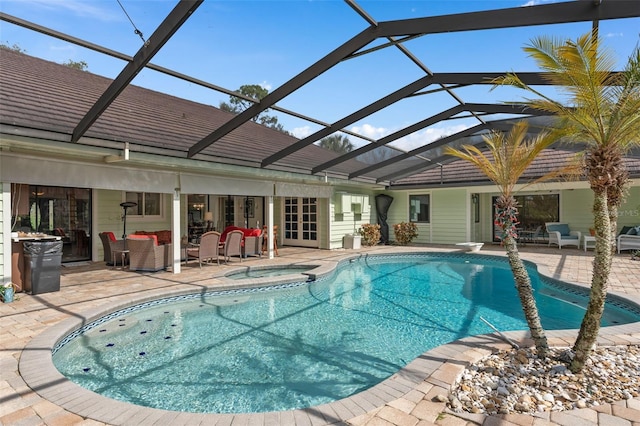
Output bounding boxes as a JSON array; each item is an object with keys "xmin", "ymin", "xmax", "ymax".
[
  {"xmin": 545, "ymin": 222, "xmax": 581, "ymax": 249},
  {"xmin": 99, "ymin": 231, "xmax": 126, "ymax": 265},
  {"xmin": 242, "ymin": 228, "xmax": 263, "ymax": 258},
  {"xmin": 186, "ymin": 231, "xmax": 221, "ymax": 268},
  {"xmin": 127, "ymin": 235, "xmax": 171, "ymax": 272},
  {"xmin": 617, "ymin": 225, "xmax": 640, "ymax": 253},
  {"xmin": 219, "ymin": 229, "xmax": 243, "ymax": 264}
]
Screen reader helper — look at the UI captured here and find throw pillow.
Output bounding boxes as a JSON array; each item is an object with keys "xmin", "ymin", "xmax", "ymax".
[{"xmin": 619, "ymin": 226, "xmax": 633, "ymax": 236}]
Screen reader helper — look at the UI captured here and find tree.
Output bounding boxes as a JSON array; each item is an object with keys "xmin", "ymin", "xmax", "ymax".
[
  {"xmin": 318, "ymin": 134, "xmax": 354, "ymax": 154},
  {"xmin": 494, "ymin": 32, "xmax": 640, "ymax": 372},
  {"xmin": 0, "ymin": 42, "xmax": 26, "ymax": 53},
  {"xmin": 219, "ymin": 84, "xmax": 290, "ymax": 134},
  {"xmin": 445, "ymin": 121, "xmax": 576, "ymax": 357},
  {"xmin": 62, "ymin": 59, "xmax": 88, "ymax": 71}
]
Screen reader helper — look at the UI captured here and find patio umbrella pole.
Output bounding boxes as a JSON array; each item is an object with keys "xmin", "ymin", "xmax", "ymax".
[{"xmin": 120, "ymin": 202, "xmax": 137, "ymax": 240}]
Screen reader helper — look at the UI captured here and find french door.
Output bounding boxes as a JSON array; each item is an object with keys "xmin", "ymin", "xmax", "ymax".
[{"xmin": 283, "ymin": 197, "xmax": 318, "ymax": 248}]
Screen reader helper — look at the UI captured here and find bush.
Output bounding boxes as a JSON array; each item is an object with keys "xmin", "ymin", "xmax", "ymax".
[
  {"xmin": 359, "ymin": 223, "xmax": 381, "ymax": 246},
  {"xmin": 393, "ymin": 222, "xmax": 418, "ymax": 245}
]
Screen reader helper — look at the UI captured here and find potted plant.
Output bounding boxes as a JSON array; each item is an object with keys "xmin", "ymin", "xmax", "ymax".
[
  {"xmin": 393, "ymin": 221, "xmax": 418, "ymax": 245},
  {"xmin": 359, "ymin": 223, "xmax": 381, "ymax": 247},
  {"xmin": 631, "ymin": 250, "xmax": 640, "ymax": 261},
  {"xmin": 2, "ymin": 282, "xmax": 17, "ymax": 303}
]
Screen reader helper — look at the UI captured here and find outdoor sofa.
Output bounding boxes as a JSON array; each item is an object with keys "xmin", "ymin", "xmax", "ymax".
[
  {"xmin": 545, "ymin": 222, "xmax": 581, "ymax": 249},
  {"xmin": 618, "ymin": 225, "xmax": 640, "ymax": 253}
]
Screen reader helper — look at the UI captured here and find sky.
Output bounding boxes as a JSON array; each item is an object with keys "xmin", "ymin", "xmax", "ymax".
[{"xmin": 1, "ymin": 0, "xmax": 639, "ymax": 153}]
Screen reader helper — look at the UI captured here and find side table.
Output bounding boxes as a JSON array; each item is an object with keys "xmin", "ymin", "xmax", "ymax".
[
  {"xmin": 583, "ymin": 235, "xmax": 596, "ymax": 252},
  {"xmin": 112, "ymin": 249, "xmax": 129, "ymax": 269}
]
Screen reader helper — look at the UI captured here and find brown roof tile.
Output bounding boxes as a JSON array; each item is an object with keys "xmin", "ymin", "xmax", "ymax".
[{"xmin": 0, "ymin": 49, "xmax": 368, "ymax": 178}]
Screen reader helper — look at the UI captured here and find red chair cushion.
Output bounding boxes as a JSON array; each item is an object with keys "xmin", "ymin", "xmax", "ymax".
[{"xmin": 105, "ymin": 231, "xmax": 117, "ymax": 242}]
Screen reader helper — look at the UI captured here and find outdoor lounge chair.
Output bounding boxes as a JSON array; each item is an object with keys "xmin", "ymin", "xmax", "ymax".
[
  {"xmin": 127, "ymin": 235, "xmax": 171, "ymax": 272},
  {"xmin": 185, "ymin": 231, "xmax": 221, "ymax": 267},
  {"xmin": 617, "ymin": 225, "xmax": 640, "ymax": 253},
  {"xmin": 545, "ymin": 222, "xmax": 581, "ymax": 249},
  {"xmin": 219, "ymin": 230, "xmax": 243, "ymax": 264},
  {"xmin": 99, "ymin": 231, "xmax": 126, "ymax": 265}
]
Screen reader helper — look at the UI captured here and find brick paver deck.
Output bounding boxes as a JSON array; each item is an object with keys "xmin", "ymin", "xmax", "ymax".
[{"xmin": 2, "ymin": 244, "xmax": 639, "ymax": 425}]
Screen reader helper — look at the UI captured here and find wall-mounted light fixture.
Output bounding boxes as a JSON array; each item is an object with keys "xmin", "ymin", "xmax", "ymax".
[{"xmin": 471, "ymin": 194, "xmax": 479, "ymax": 204}]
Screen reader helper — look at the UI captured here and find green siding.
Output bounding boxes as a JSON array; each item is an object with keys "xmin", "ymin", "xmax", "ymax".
[
  {"xmin": 561, "ymin": 188, "xmax": 594, "ymax": 235},
  {"xmin": 619, "ymin": 186, "xmax": 640, "ymax": 230},
  {"xmin": 431, "ymin": 189, "xmax": 467, "ymax": 244}
]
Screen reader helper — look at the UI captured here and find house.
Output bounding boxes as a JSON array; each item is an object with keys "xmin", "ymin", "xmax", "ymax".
[
  {"xmin": 2, "ymin": 2, "xmax": 640, "ymax": 284},
  {"xmin": 0, "ymin": 48, "xmax": 382, "ymax": 280}
]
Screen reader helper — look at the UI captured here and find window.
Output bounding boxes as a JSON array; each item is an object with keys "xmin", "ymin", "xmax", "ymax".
[
  {"xmin": 409, "ymin": 194, "xmax": 430, "ymax": 223},
  {"xmin": 125, "ymin": 192, "xmax": 161, "ymax": 217},
  {"xmin": 492, "ymin": 194, "xmax": 559, "ymax": 242}
]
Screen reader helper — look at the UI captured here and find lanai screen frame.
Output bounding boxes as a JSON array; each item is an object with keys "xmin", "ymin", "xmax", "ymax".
[{"xmin": 1, "ymin": 0, "xmax": 638, "ymax": 186}]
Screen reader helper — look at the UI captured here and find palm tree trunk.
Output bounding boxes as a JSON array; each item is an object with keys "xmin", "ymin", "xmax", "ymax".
[
  {"xmin": 503, "ymin": 235, "xmax": 548, "ymax": 357},
  {"xmin": 571, "ymin": 190, "xmax": 612, "ymax": 372}
]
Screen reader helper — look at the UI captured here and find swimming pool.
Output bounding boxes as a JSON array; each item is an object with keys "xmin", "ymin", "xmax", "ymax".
[
  {"xmin": 225, "ymin": 264, "xmax": 315, "ymax": 279},
  {"xmin": 51, "ymin": 253, "xmax": 640, "ymax": 415}
]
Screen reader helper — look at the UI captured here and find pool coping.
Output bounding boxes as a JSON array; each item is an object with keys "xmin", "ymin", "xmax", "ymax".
[{"xmin": 19, "ymin": 251, "xmax": 640, "ymax": 426}]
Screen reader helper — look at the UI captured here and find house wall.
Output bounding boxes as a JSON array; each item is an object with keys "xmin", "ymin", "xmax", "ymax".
[
  {"xmin": 620, "ymin": 185, "xmax": 640, "ymax": 229},
  {"xmin": 1, "ymin": 183, "xmax": 8, "ymax": 284},
  {"xmin": 384, "ymin": 191, "xmax": 411, "ymax": 242},
  {"xmin": 432, "ymin": 188, "xmax": 468, "ymax": 244},
  {"xmin": 384, "ymin": 189, "xmax": 468, "ymax": 245},
  {"xmin": 473, "ymin": 183, "xmax": 640, "ymax": 244},
  {"xmin": 93, "ymin": 190, "xmax": 179, "ymax": 262},
  {"xmin": 329, "ymin": 189, "xmax": 375, "ymax": 249}
]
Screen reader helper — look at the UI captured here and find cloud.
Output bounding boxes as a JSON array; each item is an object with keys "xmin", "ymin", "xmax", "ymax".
[
  {"xmin": 521, "ymin": 0, "xmax": 557, "ymax": 7},
  {"xmin": 346, "ymin": 122, "xmax": 470, "ymax": 152},
  {"xmin": 349, "ymin": 123, "xmax": 388, "ymax": 140},
  {"xmin": 291, "ymin": 125, "xmax": 313, "ymax": 139},
  {"xmin": 260, "ymin": 81, "xmax": 273, "ymax": 91},
  {"xmin": 604, "ymin": 32, "xmax": 624, "ymax": 38},
  {"xmin": 387, "ymin": 124, "xmax": 469, "ymax": 152}
]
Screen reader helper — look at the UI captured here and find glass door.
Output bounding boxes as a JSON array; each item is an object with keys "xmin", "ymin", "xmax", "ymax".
[
  {"xmin": 11, "ymin": 184, "xmax": 92, "ymax": 263},
  {"xmin": 283, "ymin": 197, "xmax": 318, "ymax": 248}
]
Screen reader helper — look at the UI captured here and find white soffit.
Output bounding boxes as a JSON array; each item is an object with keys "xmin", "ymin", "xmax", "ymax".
[
  {"xmin": 275, "ymin": 182, "xmax": 333, "ymax": 198},
  {"xmin": 1, "ymin": 155, "xmax": 178, "ymax": 192},
  {"xmin": 180, "ymin": 173, "xmax": 274, "ymax": 196}
]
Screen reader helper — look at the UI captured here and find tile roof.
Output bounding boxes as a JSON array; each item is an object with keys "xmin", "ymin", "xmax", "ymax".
[
  {"xmin": 391, "ymin": 149, "xmax": 640, "ymax": 188},
  {"xmin": 2, "ymin": 48, "xmax": 638, "ymax": 189},
  {"xmin": 0, "ymin": 49, "xmax": 372, "ymax": 180}
]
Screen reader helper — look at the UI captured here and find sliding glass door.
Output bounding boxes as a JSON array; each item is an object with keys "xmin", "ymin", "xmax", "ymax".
[{"xmin": 11, "ymin": 184, "xmax": 92, "ymax": 262}]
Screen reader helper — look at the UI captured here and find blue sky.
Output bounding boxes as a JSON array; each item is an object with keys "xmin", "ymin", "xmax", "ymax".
[{"xmin": 1, "ymin": 0, "xmax": 639, "ymax": 152}]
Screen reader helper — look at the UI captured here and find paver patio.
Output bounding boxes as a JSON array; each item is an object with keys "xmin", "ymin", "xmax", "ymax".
[{"xmin": 2, "ymin": 243, "xmax": 639, "ymax": 425}]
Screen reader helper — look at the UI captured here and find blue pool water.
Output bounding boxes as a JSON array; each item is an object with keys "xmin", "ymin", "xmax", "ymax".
[{"xmin": 53, "ymin": 253, "xmax": 640, "ymax": 414}]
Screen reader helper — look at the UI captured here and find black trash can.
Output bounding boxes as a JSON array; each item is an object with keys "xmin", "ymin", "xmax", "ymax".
[{"xmin": 23, "ymin": 240, "xmax": 63, "ymax": 295}]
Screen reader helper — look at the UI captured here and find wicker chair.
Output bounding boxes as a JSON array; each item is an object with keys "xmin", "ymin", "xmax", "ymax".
[
  {"xmin": 242, "ymin": 229, "xmax": 263, "ymax": 258},
  {"xmin": 186, "ymin": 231, "xmax": 221, "ymax": 268},
  {"xmin": 127, "ymin": 235, "xmax": 171, "ymax": 272},
  {"xmin": 219, "ymin": 230, "xmax": 243, "ymax": 264},
  {"xmin": 99, "ymin": 231, "xmax": 126, "ymax": 266}
]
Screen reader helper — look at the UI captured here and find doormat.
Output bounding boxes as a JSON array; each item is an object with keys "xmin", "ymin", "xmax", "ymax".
[{"xmin": 62, "ymin": 262, "xmax": 91, "ymax": 267}]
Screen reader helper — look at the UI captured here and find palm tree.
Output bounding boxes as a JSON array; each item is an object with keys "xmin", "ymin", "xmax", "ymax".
[
  {"xmin": 494, "ymin": 32, "xmax": 640, "ymax": 372},
  {"xmin": 319, "ymin": 134, "xmax": 354, "ymax": 154},
  {"xmin": 445, "ymin": 121, "xmax": 572, "ymax": 357}
]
